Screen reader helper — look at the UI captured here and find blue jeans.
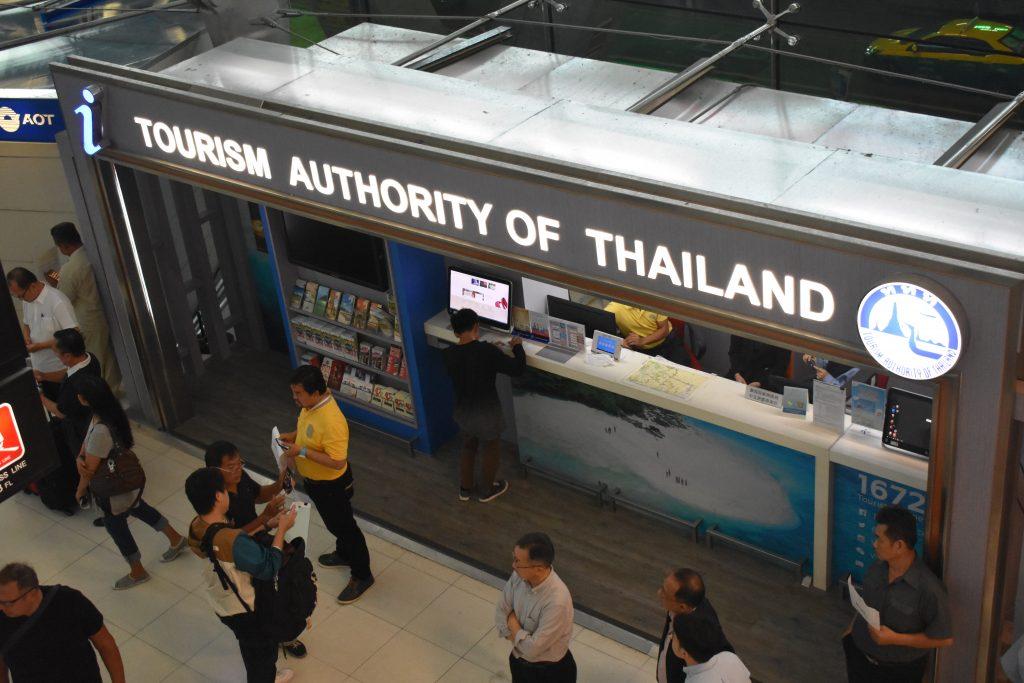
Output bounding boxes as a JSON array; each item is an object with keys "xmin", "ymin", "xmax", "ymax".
[{"xmin": 98, "ymin": 495, "xmax": 168, "ymax": 565}]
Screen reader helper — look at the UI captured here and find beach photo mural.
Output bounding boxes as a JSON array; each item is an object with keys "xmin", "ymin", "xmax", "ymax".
[{"xmin": 512, "ymin": 370, "xmax": 815, "ymax": 571}]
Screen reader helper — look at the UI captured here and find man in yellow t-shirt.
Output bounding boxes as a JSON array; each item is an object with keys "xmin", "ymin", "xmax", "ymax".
[
  {"xmin": 605, "ymin": 302, "xmax": 673, "ymax": 351},
  {"xmin": 279, "ymin": 365, "xmax": 373, "ymax": 604}
]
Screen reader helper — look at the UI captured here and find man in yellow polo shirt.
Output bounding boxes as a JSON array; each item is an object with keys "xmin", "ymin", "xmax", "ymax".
[
  {"xmin": 279, "ymin": 365, "xmax": 373, "ymax": 604},
  {"xmin": 604, "ymin": 302, "xmax": 672, "ymax": 349}
]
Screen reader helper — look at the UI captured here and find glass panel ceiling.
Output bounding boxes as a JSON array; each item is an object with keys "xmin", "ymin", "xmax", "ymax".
[{"xmin": 0, "ymin": 4, "xmax": 204, "ymax": 88}]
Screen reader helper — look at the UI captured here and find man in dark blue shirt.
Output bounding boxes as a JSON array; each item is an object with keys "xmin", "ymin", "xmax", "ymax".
[{"xmin": 843, "ymin": 505, "xmax": 953, "ymax": 682}]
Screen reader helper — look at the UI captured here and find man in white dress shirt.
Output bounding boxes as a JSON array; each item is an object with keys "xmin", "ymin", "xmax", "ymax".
[
  {"xmin": 7, "ymin": 267, "xmax": 78, "ymax": 401},
  {"xmin": 671, "ymin": 609, "xmax": 751, "ymax": 683},
  {"xmin": 495, "ymin": 532, "xmax": 576, "ymax": 682}
]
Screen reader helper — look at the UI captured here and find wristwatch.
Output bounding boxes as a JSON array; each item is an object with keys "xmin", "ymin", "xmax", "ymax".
[{"xmin": 299, "ymin": 446, "xmax": 307, "ymax": 457}]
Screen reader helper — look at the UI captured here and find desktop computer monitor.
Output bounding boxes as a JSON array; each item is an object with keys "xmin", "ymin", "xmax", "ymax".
[
  {"xmin": 546, "ymin": 296, "xmax": 619, "ymax": 338},
  {"xmin": 448, "ymin": 267, "xmax": 513, "ymax": 332},
  {"xmin": 882, "ymin": 388, "xmax": 932, "ymax": 459}
]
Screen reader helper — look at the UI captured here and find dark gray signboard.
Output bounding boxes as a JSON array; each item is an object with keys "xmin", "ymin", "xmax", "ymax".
[{"xmin": 51, "ymin": 66, "xmax": 1001, "ymax": 352}]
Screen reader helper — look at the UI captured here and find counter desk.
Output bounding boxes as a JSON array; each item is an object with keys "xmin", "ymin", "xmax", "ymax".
[{"xmin": 425, "ymin": 311, "xmax": 928, "ymax": 588}]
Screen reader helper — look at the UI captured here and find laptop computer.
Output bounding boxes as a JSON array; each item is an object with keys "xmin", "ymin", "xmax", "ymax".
[{"xmin": 536, "ymin": 317, "xmax": 586, "ymax": 364}]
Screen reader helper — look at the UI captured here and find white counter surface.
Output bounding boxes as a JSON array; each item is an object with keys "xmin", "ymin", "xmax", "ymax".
[
  {"xmin": 425, "ymin": 310, "xmax": 931, "ymax": 587},
  {"xmin": 427, "ymin": 311, "xmax": 845, "ymax": 457}
]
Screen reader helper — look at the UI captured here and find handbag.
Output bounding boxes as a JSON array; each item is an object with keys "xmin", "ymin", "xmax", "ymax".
[{"xmin": 88, "ymin": 426, "xmax": 146, "ymax": 499}]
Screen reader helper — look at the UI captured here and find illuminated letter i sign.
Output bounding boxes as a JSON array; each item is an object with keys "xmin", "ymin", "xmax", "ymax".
[{"xmin": 74, "ymin": 87, "xmax": 103, "ymax": 155}]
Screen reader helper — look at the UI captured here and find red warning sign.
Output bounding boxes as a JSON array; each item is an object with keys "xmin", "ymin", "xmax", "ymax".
[{"xmin": 0, "ymin": 403, "xmax": 26, "ymax": 470}]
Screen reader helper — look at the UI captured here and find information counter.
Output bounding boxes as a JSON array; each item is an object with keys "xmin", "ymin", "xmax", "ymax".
[{"xmin": 425, "ymin": 311, "xmax": 927, "ymax": 589}]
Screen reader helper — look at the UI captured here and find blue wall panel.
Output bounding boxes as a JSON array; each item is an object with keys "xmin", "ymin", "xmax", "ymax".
[{"xmin": 388, "ymin": 241, "xmax": 457, "ymax": 454}]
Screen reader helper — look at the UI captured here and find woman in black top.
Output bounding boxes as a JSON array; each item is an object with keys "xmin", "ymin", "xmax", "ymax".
[{"xmin": 442, "ymin": 308, "xmax": 526, "ymax": 503}]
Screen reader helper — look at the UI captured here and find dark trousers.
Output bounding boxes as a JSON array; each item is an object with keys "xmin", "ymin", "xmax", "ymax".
[
  {"xmin": 98, "ymin": 495, "xmax": 167, "ymax": 565},
  {"xmin": 221, "ymin": 612, "xmax": 278, "ymax": 683},
  {"xmin": 460, "ymin": 435, "xmax": 501, "ymax": 492},
  {"xmin": 843, "ymin": 634, "xmax": 926, "ymax": 683},
  {"xmin": 509, "ymin": 651, "xmax": 577, "ymax": 683},
  {"xmin": 304, "ymin": 469, "xmax": 372, "ymax": 581}
]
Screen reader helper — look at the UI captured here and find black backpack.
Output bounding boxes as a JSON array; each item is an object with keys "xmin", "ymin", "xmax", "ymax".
[{"xmin": 199, "ymin": 523, "xmax": 318, "ymax": 643}]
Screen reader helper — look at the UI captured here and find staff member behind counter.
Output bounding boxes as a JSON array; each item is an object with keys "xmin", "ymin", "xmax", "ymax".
[
  {"xmin": 725, "ymin": 335, "xmax": 790, "ymax": 392},
  {"xmin": 604, "ymin": 302, "xmax": 689, "ymax": 365}
]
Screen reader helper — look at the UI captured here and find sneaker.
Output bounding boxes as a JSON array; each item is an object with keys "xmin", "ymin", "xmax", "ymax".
[
  {"xmin": 92, "ymin": 517, "xmax": 105, "ymax": 527},
  {"xmin": 318, "ymin": 551, "xmax": 350, "ymax": 569},
  {"xmin": 459, "ymin": 488, "xmax": 472, "ymax": 502},
  {"xmin": 337, "ymin": 576, "xmax": 374, "ymax": 604},
  {"xmin": 161, "ymin": 537, "xmax": 188, "ymax": 562},
  {"xmin": 478, "ymin": 480, "xmax": 510, "ymax": 503},
  {"xmin": 113, "ymin": 573, "xmax": 150, "ymax": 590},
  {"xmin": 282, "ymin": 640, "xmax": 307, "ymax": 659},
  {"xmin": 274, "ymin": 669, "xmax": 294, "ymax": 683}
]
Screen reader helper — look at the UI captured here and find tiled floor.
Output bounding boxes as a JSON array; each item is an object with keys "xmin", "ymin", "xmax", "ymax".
[{"xmin": 5, "ymin": 424, "xmax": 659, "ymax": 682}]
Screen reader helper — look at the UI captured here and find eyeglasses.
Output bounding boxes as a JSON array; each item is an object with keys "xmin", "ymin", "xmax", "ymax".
[
  {"xmin": 0, "ymin": 587, "xmax": 37, "ymax": 608},
  {"xmin": 218, "ymin": 460, "xmax": 246, "ymax": 472},
  {"xmin": 512, "ymin": 559, "xmax": 545, "ymax": 569}
]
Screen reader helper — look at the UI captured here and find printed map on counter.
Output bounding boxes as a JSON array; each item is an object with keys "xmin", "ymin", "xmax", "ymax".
[{"xmin": 626, "ymin": 359, "xmax": 709, "ymax": 401}]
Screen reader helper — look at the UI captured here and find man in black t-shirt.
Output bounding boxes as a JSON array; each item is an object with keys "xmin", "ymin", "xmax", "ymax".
[
  {"xmin": 0, "ymin": 563, "xmax": 124, "ymax": 683},
  {"xmin": 442, "ymin": 308, "xmax": 525, "ymax": 503},
  {"xmin": 655, "ymin": 568, "xmax": 732, "ymax": 683},
  {"xmin": 203, "ymin": 441, "xmax": 288, "ymax": 532}
]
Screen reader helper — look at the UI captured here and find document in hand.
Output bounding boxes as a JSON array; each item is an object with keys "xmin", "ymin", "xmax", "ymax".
[
  {"xmin": 848, "ymin": 576, "xmax": 881, "ymax": 630},
  {"xmin": 271, "ymin": 427, "xmax": 287, "ymax": 473},
  {"xmin": 285, "ymin": 502, "xmax": 312, "ymax": 544}
]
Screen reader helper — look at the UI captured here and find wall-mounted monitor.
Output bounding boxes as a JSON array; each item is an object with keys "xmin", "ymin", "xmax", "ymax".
[
  {"xmin": 448, "ymin": 267, "xmax": 513, "ymax": 332},
  {"xmin": 281, "ymin": 215, "xmax": 390, "ymax": 292},
  {"xmin": 882, "ymin": 388, "xmax": 933, "ymax": 459}
]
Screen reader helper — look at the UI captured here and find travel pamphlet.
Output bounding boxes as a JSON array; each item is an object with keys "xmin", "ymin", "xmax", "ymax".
[
  {"xmin": 851, "ymin": 382, "xmax": 886, "ymax": 430},
  {"xmin": 812, "ymin": 380, "xmax": 847, "ymax": 433}
]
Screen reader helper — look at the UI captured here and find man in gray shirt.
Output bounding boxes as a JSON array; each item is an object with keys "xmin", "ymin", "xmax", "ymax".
[
  {"xmin": 495, "ymin": 532, "xmax": 576, "ymax": 682},
  {"xmin": 843, "ymin": 505, "xmax": 953, "ymax": 682}
]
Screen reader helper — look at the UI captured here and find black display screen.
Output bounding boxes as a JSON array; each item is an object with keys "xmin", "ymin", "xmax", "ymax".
[
  {"xmin": 0, "ymin": 263, "xmax": 27, "ymax": 374},
  {"xmin": 882, "ymin": 388, "xmax": 933, "ymax": 458},
  {"xmin": 0, "ymin": 368, "xmax": 60, "ymax": 503},
  {"xmin": 282, "ymin": 215, "xmax": 390, "ymax": 291}
]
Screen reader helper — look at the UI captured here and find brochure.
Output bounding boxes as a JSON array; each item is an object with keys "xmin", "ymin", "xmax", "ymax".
[
  {"xmin": 851, "ymin": 382, "xmax": 886, "ymax": 430},
  {"xmin": 812, "ymin": 380, "xmax": 847, "ymax": 433},
  {"xmin": 529, "ymin": 311, "xmax": 550, "ymax": 343},
  {"xmin": 313, "ymin": 285, "xmax": 330, "ymax": 317},
  {"xmin": 290, "ymin": 279, "xmax": 307, "ymax": 309},
  {"xmin": 301, "ymin": 281, "xmax": 318, "ymax": 312},
  {"xmin": 782, "ymin": 386, "xmax": 808, "ymax": 415},
  {"xmin": 337, "ymin": 293, "xmax": 356, "ymax": 326},
  {"xmin": 325, "ymin": 290, "xmax": 342, "ymax": 320}
]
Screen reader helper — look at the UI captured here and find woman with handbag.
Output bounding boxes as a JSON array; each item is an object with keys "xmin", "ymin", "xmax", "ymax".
[{"xmin": 74, "ymin": 375, "xmax": 188, "ymax": 590}]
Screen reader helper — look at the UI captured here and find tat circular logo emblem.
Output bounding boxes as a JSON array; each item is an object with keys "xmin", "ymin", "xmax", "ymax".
[
  {"xmin": 857, "ymin": 282, "xmax": 962, "ymax": 380},
  {"xmin": 0, "ymin": 107, "xmax": 19, "ymax": 133}
]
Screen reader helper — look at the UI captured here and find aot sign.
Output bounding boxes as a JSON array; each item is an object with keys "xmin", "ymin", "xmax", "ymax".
[
  {"xmin": 0, "ymin": 403, "xmax": 26, "ymax": 471},
  {"xmin": 857, "ymin": 281, "xmax": 963, "ymax": 380},
  {"xmin": 0, "ymin": 92, "xmax": 65, "ymax": 142}
]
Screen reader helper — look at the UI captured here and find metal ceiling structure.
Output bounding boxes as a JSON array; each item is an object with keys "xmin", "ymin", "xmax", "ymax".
[{"xmin": 161, "ymin": 22, "xmax": 1024, "ymax": 261}]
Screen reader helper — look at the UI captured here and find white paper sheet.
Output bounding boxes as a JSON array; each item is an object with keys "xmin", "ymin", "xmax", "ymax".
[
  {"xmin": 848, "ymin": 577, "xmax": 881, "ymax": 630},
  {"xmin": 812, "ymin": 380, "xmax": 847, "ymax": 433},
  {"xmin": 271, "ymin": 427, "xmax": 287, "ymax": 473},
  {"xmin": 284, "ymin": 502, "xmax": 312, "ymax": 544},
  {"xmin": 522, "ymin": 278, "xmax": 570, "ymax": 315}
]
